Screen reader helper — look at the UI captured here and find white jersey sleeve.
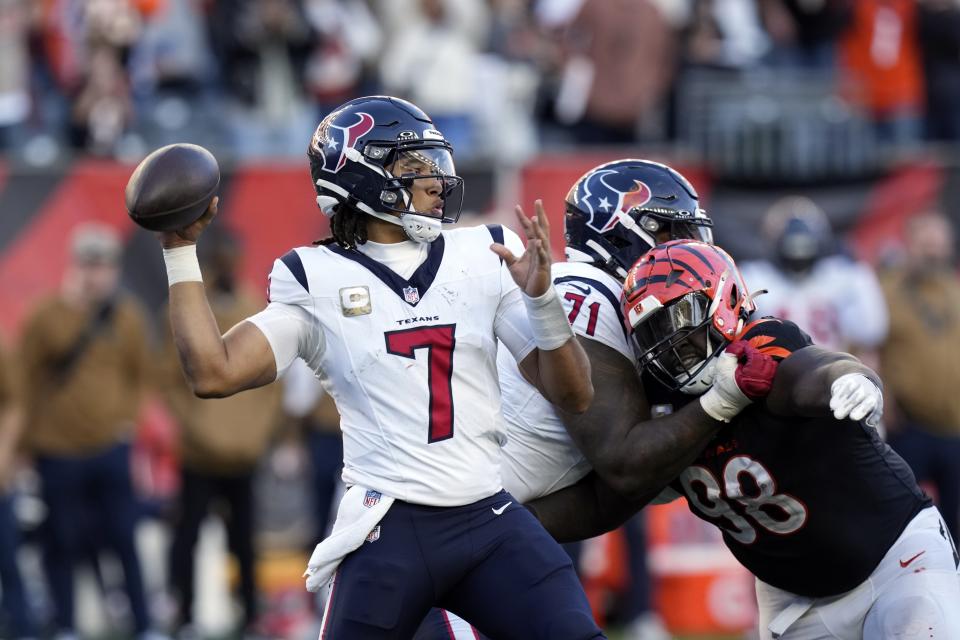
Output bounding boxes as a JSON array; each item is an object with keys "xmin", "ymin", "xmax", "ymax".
[
  {"xmin": 492, "ymin": 226, "xmax": 537, "ymax": 363},
  {"xmin": 246, "ymin": 252, "xmax": 325, "ymax": 377},
  {"xmin": 551, "ymin": 262, "xmax": 632, "ymax": 358}
]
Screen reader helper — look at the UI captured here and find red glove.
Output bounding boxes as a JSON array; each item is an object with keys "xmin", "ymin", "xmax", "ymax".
[{"xmin": 724, "ymin": 340, "xmax": 778, "ymax": 400}]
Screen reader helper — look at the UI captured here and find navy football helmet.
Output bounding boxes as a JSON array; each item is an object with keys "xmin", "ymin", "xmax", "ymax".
[
  {"xmin": 308, "ymin": 96, "xmax": 464, "ymax": 242},
  {"xmin": 764, "ymin": 195, "xmax": 832, "ymax": 276},
  {"xmin": 564, "ymin": 159, "xmax": 713, "ymax": 280}
]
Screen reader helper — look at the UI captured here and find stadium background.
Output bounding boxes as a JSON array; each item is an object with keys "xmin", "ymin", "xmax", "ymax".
[{"xmin": 1, "ymin": 0, "xmax": 959, "ymax": 639}]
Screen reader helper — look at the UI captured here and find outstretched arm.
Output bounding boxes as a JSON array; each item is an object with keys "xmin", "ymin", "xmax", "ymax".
[
  {"xmin": 162, "ymin": 198, "xmax": 278, "ymax": 398},
  {"xmin": 766, "ymin": 345, "xmax": 882, "ymax": 421},
  {"xmin": 493, "ymin": 201, "xmax": 593, "ymax": 414},
  {"xmin": 556, "ymin": 338, "xmax": 722, "ymax": 500},
  {"xmin": 556, "ymin": 339, "xmax": 778, "ymax": 501}
]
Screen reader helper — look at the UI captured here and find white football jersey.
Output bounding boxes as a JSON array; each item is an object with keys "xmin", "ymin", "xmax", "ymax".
[
  {"xmin": 739, "ymin": 256, "xmax": 888, "ymax": 351},
  {"xmin": 252, "ymin": 225, "xmax": 534, "ymax": 507},
  {"xmin": 499, "ymin": 261, "xmax": 635, "ymax": 503}
]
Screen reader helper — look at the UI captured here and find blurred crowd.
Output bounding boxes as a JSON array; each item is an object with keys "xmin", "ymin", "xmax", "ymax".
[
  {"xmin": 2, "ymin": 1, "xmax": 960, "ymax": 639},
  {"xmin": 0, "ymin": 0, "xmax": 960, "ymax": 164},
  {"xmin": 0, "ymin": 221, "xmax": 348, "ymax": 640},
  {"xmin": 0, "ymin": 195, "xmax": 958, "ymax": 640}
]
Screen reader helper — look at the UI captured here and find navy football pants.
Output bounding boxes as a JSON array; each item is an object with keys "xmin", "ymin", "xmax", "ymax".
[{"xmin": 318, "ymin": 490, "xmax": 604, "ymax": 639}]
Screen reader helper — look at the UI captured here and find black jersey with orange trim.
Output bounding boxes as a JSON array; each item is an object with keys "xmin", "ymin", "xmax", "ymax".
[{"xmin": 644, "ymin": 316, "xmax": 931, "ymax": 597}]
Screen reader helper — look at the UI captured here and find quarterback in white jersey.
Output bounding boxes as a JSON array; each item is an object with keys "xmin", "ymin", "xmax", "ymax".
[
  {"xmin": 259, "ymin": 223, "xmax": 532, "ymax": 506},
  {"xmin": 157, "ymin": 96, "xmax": 603, "ymax": 640}
]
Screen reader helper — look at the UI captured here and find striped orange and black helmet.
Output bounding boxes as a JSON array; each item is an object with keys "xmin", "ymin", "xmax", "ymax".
[{"xmin": 622, "ymin": 240, "xmax": 755, "ymax": 393}]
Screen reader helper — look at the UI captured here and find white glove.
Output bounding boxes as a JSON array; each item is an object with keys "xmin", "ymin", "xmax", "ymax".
[
  {"xmin": 830, "ymin": 373, "xmax": 883, "ymax": 428},
  {"xmin": 699, "ymin": 353, "xmax": 750, "ymax": 423}
]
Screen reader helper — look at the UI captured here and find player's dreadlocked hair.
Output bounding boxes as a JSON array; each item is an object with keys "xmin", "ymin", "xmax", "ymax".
[{"xmin": 315, "ymin": 204, "xmax": 369, "ymax": 249}]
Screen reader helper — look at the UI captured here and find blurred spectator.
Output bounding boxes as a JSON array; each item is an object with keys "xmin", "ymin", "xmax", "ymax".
[
  {"xmin": 739, "ymin": 196, "xmax": 888, "ymax": 355},
  {"xmin": 161, "ymin": 230, "xmax": 281, "ymax": 638},
  {"xmin": 379, "ymin": 0, "xmax": 489, "ymax": 156},
  {"xmin": 71, "ymin": 45, "xmax": 135, "ymax": 155},
  {"xmin": 303, "ymin": 0, "xmax": 381, "ymax": 116},
  {"xmin": 69, "ymin": 0, "xmax": 159, "ymax": 154},
  {"xmin": 282, "ymin": 358, "xmax": 341, "ymax": 541},
  {"xmin": 19, "ymin": 223, "xmax": 157, "ymax": 639},
  {"xmin": 555, "ymin": 0, "xmax": 675, "ymax": 144},
  {"xmin": 772, "ymin": 0, "xmax": 852, "ymax": 69},
  {"xmin": 838, "ymin": 0, "xmax": 924, "ymax": 146},
  {"xmin": 917, "ymin": 0, "xmax": 960, "ymax": 142},
  {"xmin": 0, "ymin": 342, "xmax": 38, "ymax": 640},
  {"xmin": 129, "ymin": 0, "xmax": 214, "ymax": 98},
  {"xmin": 879, "ymin": 211, "xmax": 960, "ymax": 539},
  {"xmin": 0, "ymin": 0, "xmax": 31, "ymax": 149},
  {"xmin": 470, "ymin": 0, "xmax": 541, "ymax": 161},
  {"xmin": 679, "ymin": 0, "xmax": 773, "ymax": 70},
  {"xmin": 207, "ymin": 0, "xmax": 315, "ymax": 156}
]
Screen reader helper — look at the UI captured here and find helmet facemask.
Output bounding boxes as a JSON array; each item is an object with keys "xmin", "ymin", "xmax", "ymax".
[
  {"xmin": 358, "ymin": 144, "xmax": 463, "ymax": 243},
  {"xmin": 632, "ymin": 292, "xmax": 727, "ymax": 394},
  {"xmin": 622, "ymin": 240, "xmax": 755, "ymax": 394}
]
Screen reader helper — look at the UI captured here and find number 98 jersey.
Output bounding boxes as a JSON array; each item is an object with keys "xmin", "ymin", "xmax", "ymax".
[
  {"xmin": 251, "ymin": 225, "xmax": 535, "ymax": 507},
  {"xmin": 650, "ymin": 318, "xmax": 932, "ymax": 597}
]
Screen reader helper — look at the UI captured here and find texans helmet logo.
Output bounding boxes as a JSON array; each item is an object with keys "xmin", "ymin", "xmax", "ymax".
[
  {"xmin": 577, "ymin": 169, "xmax": 652, "ymax": 233},
  {"xmin": 311, "ymin": 111, "xmax": 376, "ymax": 173}
]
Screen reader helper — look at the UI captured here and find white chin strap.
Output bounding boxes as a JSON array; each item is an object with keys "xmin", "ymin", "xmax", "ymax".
[
  {"xmin": 400, "ymin": 213, "xmax": 442, "ymax": 243},
  {"xmin": 367, "ymin": 209, "xmax": 441, "ymax": 244}
]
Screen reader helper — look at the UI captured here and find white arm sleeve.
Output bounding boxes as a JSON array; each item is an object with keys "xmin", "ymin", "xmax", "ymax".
[
  {"xmin": 494, "ymin": 227, "xmax": 537, "ymax": 362},
  {"xmin": 246, "ymin": 302, "xmax": 323, "ymax": 378}
]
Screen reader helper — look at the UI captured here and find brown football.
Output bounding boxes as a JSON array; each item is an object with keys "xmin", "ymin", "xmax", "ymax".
[{"xmin": 124, "ymin": 143, "xmax": 220, "ymax": 232}]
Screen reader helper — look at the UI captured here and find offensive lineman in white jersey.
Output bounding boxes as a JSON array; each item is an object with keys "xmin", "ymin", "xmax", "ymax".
[
  {"xmin": 500, "ymin": 160, "xmax": 720, "ymax": 504},
  {"xmin": 418, "ymin": 160, "xmax": 777, "ymax": 639},
  {"xmin": 157, "ymin": 96, "xmax": 604, "ymax": 639}
]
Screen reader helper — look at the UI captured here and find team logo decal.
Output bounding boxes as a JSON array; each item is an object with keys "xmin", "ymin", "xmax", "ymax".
[
  {"xmin": 577, "ymin": 169, "xmax": 653, "ymax": 232},
  {"xmin": 403, "ymin": 286, "xmax": 420, "ymax": 304},
  {"xmin": 363, "ymin": 489, "xmax": 382, "ymax": 508},
  {"xmin": 311, "ymin": 110, "xmax": 376, "ymax": 173}
]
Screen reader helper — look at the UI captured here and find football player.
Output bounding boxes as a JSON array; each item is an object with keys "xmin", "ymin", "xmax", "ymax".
[
  {"xmin": 158, "ymin": 96, "xmax": 604, "ymax": 639},
  {"xmin": 738, "ymin": 196, "xmax": 888, "ymax": 353},
  {"xmin": 417, "ymin": 160, "xmax": 776, "ymax": 639},
  {"xmin": 530, "ymin": 240, "xmax": 960, "ymax": 639}
]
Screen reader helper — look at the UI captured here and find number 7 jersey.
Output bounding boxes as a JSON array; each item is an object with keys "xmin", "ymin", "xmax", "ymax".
[{"xmin": 253, "ymin": 225, "xmax": 535, "ymax": 507}]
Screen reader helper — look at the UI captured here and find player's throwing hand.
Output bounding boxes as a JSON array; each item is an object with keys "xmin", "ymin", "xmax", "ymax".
[
  {"xmin": 159, "ymin": 197, "xmax": 219, "ymax": 249},
  {"xmin": 491, "ymin": 199, "xmax": 553, "ymax": 298}
]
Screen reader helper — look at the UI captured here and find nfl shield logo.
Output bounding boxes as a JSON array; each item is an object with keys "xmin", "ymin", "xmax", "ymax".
[
  {"xmin": 365, "ymin": 525, "xmax": 381, "ymax": 543},
  {"xmin": 403, "ymin": 286, "xmax": 420, "ymax": 304},
  {"xmin": 363, "ymin": 490, "xmax": 382, "ymax": 508}
]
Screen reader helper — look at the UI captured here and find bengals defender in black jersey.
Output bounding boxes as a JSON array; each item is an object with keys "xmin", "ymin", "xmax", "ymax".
[{"xmin": 530, "ymin": 240, "xmax": 960, "ymax": 640}]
